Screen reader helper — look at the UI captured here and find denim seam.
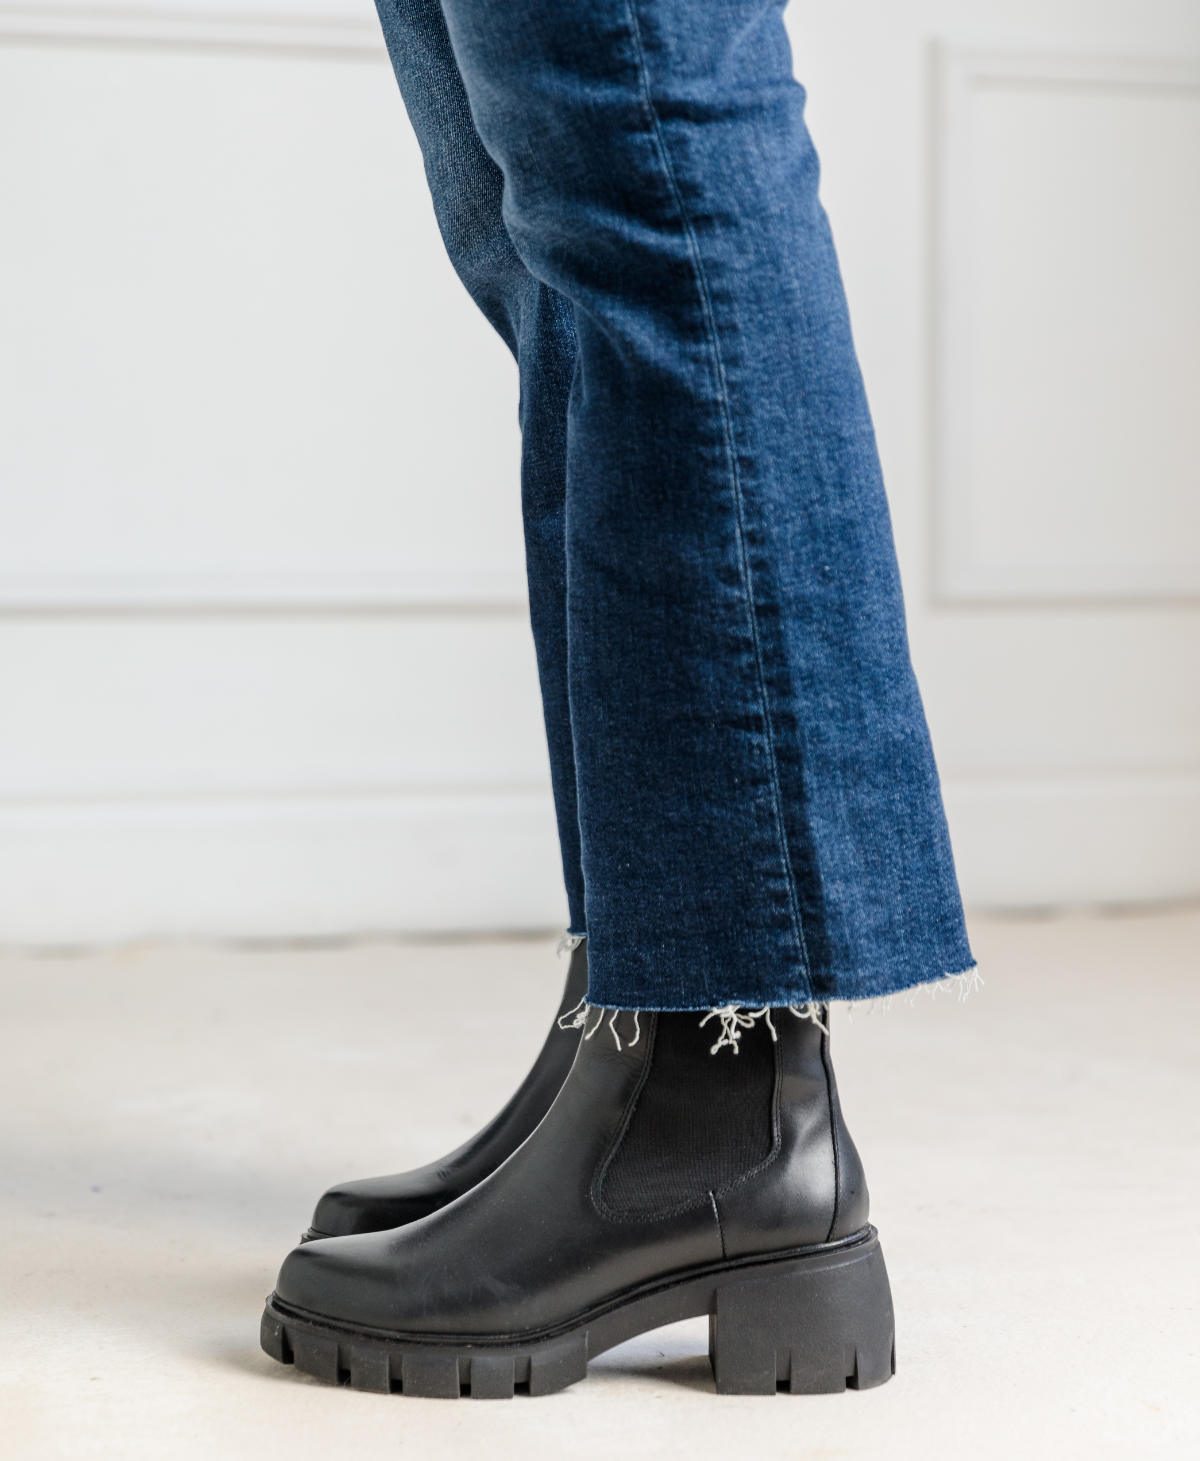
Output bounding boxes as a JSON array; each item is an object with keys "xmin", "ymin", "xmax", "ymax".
[{"xmin": 621, "ymin": 0, "xmax": 813, "ymax": 1001}]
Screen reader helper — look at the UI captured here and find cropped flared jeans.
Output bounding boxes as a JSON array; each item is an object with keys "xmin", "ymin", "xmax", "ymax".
[{"xmin": 373, "ymin": 0, "xmax": 975, "ymax": 1011}]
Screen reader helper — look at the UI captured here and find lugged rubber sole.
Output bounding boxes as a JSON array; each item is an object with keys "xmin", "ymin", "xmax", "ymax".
[{"xmin": 260, "ymin": 1226, "xmax": 895, "ymax": 1398}]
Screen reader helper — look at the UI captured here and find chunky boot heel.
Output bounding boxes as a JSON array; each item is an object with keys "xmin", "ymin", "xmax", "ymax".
[{"xmin": 709, "ymin": 1232, "xmax": 896, "ymax": 1395}]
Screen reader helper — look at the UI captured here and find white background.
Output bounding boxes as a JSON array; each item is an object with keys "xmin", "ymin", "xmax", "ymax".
[{"xmin": 1, "ymin": 0, "xmax": 1197, "ymax": 942}]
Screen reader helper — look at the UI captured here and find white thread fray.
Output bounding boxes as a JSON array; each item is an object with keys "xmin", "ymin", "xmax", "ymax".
[
  {"xmin": 699, "ymin": 1003, "xmax": 828, "ymax": 1054},
  {"xmin": 842, "ymin": 965, "xmax": 984, "ymax": 1020},
  {"xmin": 557, "ymin": 931, "xmax": 587, "ymax": 956},
  {"xmin": 556, "ymin": 994, "xmax": 589, "ymax": 1031},
  {"xmin": 560, "ymin": 999, "xmax": 825, "ymax": 1055},
  {"xmin": 699, "ymin": 1004, "xmax": 773, "ymax": 1054},
  {"xmin": 596, "ymin": 1008, "xmax": 640, "ymax": 1051},
  {"xmin": 557, "ymin": 998, "xmax": 640, "ymax": 1050},
  {"xmin": 555, "ymin": 966, "xmax": 982, "ymax": 1055}
]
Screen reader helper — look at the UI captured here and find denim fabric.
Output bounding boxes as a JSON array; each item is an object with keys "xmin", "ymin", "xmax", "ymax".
[{"xmin": 373, "ymin": 0, "xmax": 975, "ymax": 1009}]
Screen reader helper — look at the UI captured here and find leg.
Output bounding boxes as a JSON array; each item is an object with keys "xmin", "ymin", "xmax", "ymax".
[
  {"xmin": 263, "ymin": 0, "xmax": 967, "ymax": 1395},
  {"xmin": 436, "ymin": 0, "xmax": 973, "ymax": 1007},
  {"xmin": 372, "ymin": 0, "xmax": 585, "ymax": 936}
]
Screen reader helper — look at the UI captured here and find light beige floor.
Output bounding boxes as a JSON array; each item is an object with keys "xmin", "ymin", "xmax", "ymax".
[{"xmin": 2, "ymin": 910, "xmax": 1197, "ymax": 1459}]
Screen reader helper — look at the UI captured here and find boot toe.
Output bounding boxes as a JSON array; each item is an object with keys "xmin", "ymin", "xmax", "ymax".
[
  {"xmin": 309, "ymin": 1170, "xmax": 448, "ymax": 1238},
  {"xmin": 275, "ymin": 1232, "xmax": 405, "ymax": 1330}
]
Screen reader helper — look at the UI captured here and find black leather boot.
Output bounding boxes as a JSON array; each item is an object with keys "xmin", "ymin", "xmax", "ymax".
[
  {"xmin": 264, "ymin": 1004, "xmax": 895, "ymax": 1397},
  {"xmin": 301, "ymin": 940, "xmax": 589, "ymax": 1241}
]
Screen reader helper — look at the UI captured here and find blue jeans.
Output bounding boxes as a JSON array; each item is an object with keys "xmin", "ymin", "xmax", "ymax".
[{"xmin": 374, "ymin": 0, "xmax": 975, "ymax": 1010}]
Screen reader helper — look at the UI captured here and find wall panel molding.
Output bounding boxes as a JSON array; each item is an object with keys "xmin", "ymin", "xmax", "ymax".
[
  {"xmin": 0, "ymin": 5, "xmax": 381, "ymax": 57},
  {"xmin": 930, "ymin": 43, "xmax": 1200, "ymax": 604},
  {"xmin": 0, "ymin": 570, "xmax": 528, "ymax": 613}
]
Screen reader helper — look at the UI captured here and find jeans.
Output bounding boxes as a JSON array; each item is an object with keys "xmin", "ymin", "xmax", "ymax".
[{"xmin": 373, "ymin": 0, "xmax": 975, "ymax": 1010}]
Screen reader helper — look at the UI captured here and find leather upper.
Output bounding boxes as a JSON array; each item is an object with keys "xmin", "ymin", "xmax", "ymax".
[{"xmin": 278, "ymin": 1004, "xmax": 870, "ymax": 1337}]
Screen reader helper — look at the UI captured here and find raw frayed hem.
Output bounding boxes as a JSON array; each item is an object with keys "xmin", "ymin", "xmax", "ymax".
[
  {"xmin": 556, "ymin": 999, "xmax": 645, "ymax": 1051},
  {"xmin": 840, "ymin": 964, "xmax": 983, "ymax": 1020},
  {"xmin": 555, "ymin": 997, "xmax": 827, "ymax": 1055},
  {"xmin": 698, "ymin": 1003, "xmax": 829, "ymax": 1053},
  {"xmin": 555, "ymin": 964, "xmax": 983, "ymax": 1055}
]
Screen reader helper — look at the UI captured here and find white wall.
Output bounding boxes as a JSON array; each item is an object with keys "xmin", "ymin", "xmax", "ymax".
[{"xmin": 1, "ymin": 0, "xmax": 1197, "ymax": 943}]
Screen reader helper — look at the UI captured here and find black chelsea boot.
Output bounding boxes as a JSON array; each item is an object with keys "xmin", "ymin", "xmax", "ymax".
[
  {"xmin": 301, "ymin": 940, "xmax": 589, "ymax": 1240},
  {"xmin": 264, "ymin": 1003, "xmax": 894, "ymax": 1397}
]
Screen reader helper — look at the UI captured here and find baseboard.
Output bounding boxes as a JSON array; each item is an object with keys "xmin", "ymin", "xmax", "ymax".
[{"xmin": 0, "ymin": 790, "xmax": 568, "ymax": 945}]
